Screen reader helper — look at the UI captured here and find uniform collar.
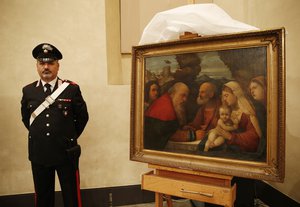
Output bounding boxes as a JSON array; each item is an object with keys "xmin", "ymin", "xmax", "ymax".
[{"xmin": 41, "ymin": 77, "xmax": 58, "ymax": 88}]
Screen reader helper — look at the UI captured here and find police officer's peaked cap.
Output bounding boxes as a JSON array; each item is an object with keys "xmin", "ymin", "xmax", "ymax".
[{"xmin": 32, "ymin": 43, "xmax": 63, "ymax": 62}]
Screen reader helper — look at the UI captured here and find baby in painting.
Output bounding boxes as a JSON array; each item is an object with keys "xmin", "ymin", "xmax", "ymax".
[{"xmin": 204, "ymin": 104, "xmax": 238, "ymax": 152}]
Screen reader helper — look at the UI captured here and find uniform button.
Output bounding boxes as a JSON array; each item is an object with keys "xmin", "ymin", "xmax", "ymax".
[
  {"xmin": 46, "ymin": 114, "xmax": 50, "ymax": 117},
  {"xmin": 29, "ymin": 136, "xmax": 31, "ymax": 139},
  {"xmin": 46, "ymin": 133, "xmax": 50, "ymax": 136},
  {"xmin": 46, "ymin": 123, "xmax": 50, "ymax": 127}
]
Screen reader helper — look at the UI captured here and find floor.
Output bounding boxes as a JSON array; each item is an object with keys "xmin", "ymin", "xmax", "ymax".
[{"xmin": 120, "ymin": 198, "xmax": 270, "ymax": 207}]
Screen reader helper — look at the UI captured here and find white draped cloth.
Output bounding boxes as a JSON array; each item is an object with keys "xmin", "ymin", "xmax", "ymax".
[{"xmin": 139, "ymin": 3, "xmax": 259, "ymax": 45}]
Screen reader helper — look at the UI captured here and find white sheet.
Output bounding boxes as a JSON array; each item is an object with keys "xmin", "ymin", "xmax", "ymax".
[{"xmin": 139, "ymin": 3, "xmax": 259, "ymax": 45}]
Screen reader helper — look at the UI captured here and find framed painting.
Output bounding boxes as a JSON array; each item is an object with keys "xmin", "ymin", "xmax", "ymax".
[{"xmin": 130, "ymin": 28, "xmax": 285, "ymax": 182}]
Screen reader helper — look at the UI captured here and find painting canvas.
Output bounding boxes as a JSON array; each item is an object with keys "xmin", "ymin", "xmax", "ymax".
[{"xmin": 130, "ymin": 28, "xmax": 285, "ymax": 182}]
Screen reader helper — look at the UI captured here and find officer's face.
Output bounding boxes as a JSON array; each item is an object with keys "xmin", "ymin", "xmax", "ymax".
[{"xmin": 36, "ymin": 60, "xmax": 59, "ymax": 82}]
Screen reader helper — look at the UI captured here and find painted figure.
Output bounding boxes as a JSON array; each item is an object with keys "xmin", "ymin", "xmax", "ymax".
[
  {"xmin": 204, "ymin": 104, "xmax": 238, "ymax": 151},
  {"xmin": 248, "ymin": 75, "xmax": 267, "ymax": 158},
  {"xmin": 144, "ymin": 80, "xmax": 160, "ymax": 110},
  {"xmin": 249, "ymin": 75, "xmax": 267, "ymax": 107},
  {"xmin": 170, "ymin": 81, "xmax": 221, "ymax": 142},
  {"xmin": 160, "ymin": 53, "xmax": 202, "ymax": 122},
  {"xmin": 144, "ymin": 82, "xmax": 189, "ymax": 150},
  {"xmin": 217, "ymin": 81, "xmax": 262, "ymax": 152}
]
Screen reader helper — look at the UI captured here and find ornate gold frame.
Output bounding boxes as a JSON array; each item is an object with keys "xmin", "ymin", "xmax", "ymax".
[{"xmin": 130, "ymin": 28, "xmax": 285, "ymax": 182}]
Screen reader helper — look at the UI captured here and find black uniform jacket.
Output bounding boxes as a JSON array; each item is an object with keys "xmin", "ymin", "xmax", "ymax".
[{"xmin": 21, "ymin": 78, "xmax": 89, "ymax": 166}]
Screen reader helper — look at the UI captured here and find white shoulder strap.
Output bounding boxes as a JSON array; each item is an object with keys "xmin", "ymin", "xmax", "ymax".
[{"xmin": 30, "ymin": 81, "xmax": 70, "ymax": 126}]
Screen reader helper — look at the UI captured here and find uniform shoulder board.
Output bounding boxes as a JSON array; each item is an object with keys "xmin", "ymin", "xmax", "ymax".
[{"xmin": 63, "ymin": 79, "xmax": 77, "ymax": 85}]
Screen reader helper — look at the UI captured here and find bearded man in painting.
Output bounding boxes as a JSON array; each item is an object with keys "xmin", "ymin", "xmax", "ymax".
[{"xmin": 144, "ymin": 82, "xmax": 189, "ymax": 150}]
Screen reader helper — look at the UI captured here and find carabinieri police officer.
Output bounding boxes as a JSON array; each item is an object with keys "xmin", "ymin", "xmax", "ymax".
[{"xmin": 21, "ymin": 43, "xmax": 89, "ymax": 207}]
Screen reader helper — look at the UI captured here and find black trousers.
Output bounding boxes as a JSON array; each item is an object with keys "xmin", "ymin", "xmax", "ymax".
[{"xmin": 31, "ymin": 162, "xmax": 81, "ymax": 207}]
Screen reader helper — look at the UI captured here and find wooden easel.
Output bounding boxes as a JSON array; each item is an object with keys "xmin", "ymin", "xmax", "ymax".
[{"xmin": 142, "ymin": 164, "xmax": 236, "ymax": 207}]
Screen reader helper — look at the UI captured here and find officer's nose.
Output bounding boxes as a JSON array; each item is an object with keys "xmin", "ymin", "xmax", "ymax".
[{"xmin": 43, "ymin": 63, "xmax": 49, "ymax": 69}]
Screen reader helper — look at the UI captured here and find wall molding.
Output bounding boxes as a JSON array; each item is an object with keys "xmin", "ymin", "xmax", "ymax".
[
  {"xmin": 0, "ymin": 185, "xmax": 154, "ymax": 207},
  {"xmin": 0, "ymin": 182, "xmax": 299, "ymax": 207}
]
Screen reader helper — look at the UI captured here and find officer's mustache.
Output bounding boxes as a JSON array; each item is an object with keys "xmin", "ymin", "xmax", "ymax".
[{"xmin": 42, "ymin": 69, "xmax": 51, "ymax": 74}]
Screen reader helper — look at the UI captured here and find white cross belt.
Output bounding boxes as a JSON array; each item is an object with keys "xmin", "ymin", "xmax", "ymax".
[{"xmin": 29, "ymin": 82, "xmax": 70, "ymax": 126}]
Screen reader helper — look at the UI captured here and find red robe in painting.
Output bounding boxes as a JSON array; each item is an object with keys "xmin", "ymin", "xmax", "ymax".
[
  {"xmin": 188, "ymin": 99, "xmax": 221, "ymax": 140},
  {"xmin": 227, "ymin": 113, "xmax": 260, "ymax": 152},
  {"xmin": 170, "ymin": 98, "xmax": 221, "ymax": 141},
  {"xmin": 144, "ymin": 93, "xmax": 179, "ymax": 150}
]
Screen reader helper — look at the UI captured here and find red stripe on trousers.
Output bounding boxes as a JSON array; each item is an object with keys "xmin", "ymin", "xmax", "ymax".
[{"xmin": 76, "ymin": 170, "xmax": 82, "ymax": 207}]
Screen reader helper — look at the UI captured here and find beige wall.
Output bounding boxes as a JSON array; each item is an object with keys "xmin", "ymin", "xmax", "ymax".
[{"xmin": 0, "ymin": 0, "xmax": 299, "ymax": 203}]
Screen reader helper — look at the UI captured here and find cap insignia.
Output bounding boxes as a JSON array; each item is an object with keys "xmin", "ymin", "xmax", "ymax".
[{"xmin": 42, "ymin": 44, "xmax": 53, "ymax": 54}]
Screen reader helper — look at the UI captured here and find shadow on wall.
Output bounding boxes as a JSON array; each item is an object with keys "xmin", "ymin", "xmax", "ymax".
[
  {"xmin": 290, "ymin": 179, "xmax": 300, "ymax": 203},
  {"xmin": 284, "ymin": 128, "xmax": 300, "ymax": 203}
]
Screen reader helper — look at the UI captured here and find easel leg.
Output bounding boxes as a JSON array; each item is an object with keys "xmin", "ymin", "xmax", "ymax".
[
  {"xmin": 164, "ymin": 195, "xmax": 173, "ymax": 207},
  {"xmin": 155, "ymin": 192, "xmax": 163, "ymax": 207},
  {"xmin": 155, "ymin": 193, "xmax": 173, "ymax": 207}
]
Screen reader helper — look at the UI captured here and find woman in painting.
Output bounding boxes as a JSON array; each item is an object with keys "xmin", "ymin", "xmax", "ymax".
[
  {"xmin": 215, "ymin": 81, "xmax": 262, "ymax": 153},
  {"xmin": 144, "ymin": 80, "xmax": 160, "ymax": 110},
  {"xmin": 249, "ymin": 75, "xmax": 267, "ymax": 107},
  {"xmin": 248, "ymin": 75, "xmax": 267, "ymax": 158}
]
